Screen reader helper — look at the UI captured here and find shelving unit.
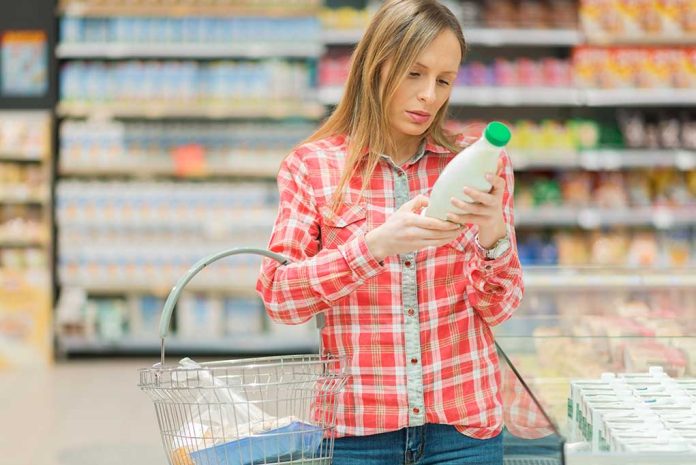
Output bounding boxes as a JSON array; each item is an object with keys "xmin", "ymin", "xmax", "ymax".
[
  {"xmin": 56, "ymin": 43, "xmax": 324, "ymax": 59},
  {"xmin": 53, "ymin": 0, "xmax": 325, "ymax": 357},
  {"xmin": 0, "ymin": 111, "xmax": 54, "ymax": 367}
]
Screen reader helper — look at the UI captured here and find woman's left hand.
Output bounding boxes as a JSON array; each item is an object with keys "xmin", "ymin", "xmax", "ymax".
[{"xmin": 447, "ymin": 158, "xmax": 507, "ymax": 248}]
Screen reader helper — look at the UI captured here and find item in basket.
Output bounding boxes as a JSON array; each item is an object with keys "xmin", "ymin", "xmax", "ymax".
[
  {"xmin": 188, "ymin": 420, "xmax": 324, "ymax": 465},
  {"xmin": 626, "ymin": 231, "xmax": 659, "ymax": 267}
]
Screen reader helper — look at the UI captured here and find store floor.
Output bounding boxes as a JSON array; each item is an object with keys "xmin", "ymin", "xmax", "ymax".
[{"xmin": 0, "ymin": 359, "xmax": 166, "ymax": 465}]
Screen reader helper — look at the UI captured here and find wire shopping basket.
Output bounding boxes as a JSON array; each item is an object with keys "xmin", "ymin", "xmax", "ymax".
[{"xmin": 139, "ymin": 248, "xmax": 348, "ymax": 465}]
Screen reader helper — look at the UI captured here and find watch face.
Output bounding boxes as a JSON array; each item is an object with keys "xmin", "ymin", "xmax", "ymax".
[{"xmin": 489, "ymin": 237, "xmax": 511, "ymax": 259}]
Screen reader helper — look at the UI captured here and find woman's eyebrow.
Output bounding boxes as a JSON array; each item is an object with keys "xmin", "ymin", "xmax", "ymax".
[{"xmin": 413, "ymin": 61, "xmax": 458, "ymax": 75}]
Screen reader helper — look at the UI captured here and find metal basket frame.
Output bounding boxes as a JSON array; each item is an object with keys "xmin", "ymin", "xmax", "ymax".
[{"xmin": 139, "ymin": 248, "xmax": 348, "ymax": 465}]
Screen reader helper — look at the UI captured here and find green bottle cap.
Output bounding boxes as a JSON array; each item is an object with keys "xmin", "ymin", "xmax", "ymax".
[{"xmin": 484, "ymin": 121, "xmax": 511, "ymax": 147}]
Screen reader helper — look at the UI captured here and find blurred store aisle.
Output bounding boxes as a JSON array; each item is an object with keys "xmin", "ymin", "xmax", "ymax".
[{"xmin": 0, "ymin": 360, "xmax": 165, "ymax": 465}]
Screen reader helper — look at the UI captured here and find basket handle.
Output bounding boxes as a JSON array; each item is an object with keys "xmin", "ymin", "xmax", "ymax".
[{"xmin": 158, "ymin": 247, "xmax": 291, "ymax": 366}]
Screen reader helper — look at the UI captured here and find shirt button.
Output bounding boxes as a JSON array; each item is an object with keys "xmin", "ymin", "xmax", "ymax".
[
  {"xmin": 407, "ymin": 308, "xmax": 415, "ymax": 316},
  {"xmin": 397, "ymin": 171, "xmax": 404, "ymax": 177},
  {"xmin": 404, "ymin": 260, "xmax": 412, "ymax": 268},
  {"xmin": 413, "ymin": 407, "xmax": 420, "ymax": 415},
  {"xmin": 411, "ymin": 358, "xmax": 418, "ymax": 364}
]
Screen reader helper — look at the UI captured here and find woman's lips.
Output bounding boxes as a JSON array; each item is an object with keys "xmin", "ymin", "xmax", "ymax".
[{"xmin": 406, "ymin": 111, "xmax": 430, "ymax": 124}]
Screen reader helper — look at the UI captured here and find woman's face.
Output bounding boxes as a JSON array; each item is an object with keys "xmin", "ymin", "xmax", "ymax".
[{"xmin": 384, "ymin": 29, "xmax": 460, "ymax": 144}]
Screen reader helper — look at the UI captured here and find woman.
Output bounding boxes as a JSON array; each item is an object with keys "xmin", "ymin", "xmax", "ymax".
[{"xmin": 256, "ymin": 1, "xmax": 523, "ymax": 464}]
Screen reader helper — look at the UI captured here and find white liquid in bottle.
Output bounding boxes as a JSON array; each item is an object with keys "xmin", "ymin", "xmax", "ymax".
[{"xmin": 423, "ymin": 121, "xmax": 511, "ymax": 221}]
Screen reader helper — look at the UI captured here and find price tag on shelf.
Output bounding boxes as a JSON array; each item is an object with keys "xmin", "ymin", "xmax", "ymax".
[{"xmin": 171, "ymin": 144, "xmax": 207, "ymax": 178}]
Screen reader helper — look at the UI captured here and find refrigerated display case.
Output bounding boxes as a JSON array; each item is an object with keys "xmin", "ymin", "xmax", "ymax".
[{"xmin": 496, "ymin": 266, "xmax": 696, "ymax": 464}]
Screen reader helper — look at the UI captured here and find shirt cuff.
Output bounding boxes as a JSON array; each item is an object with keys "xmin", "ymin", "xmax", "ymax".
[
  {"xmin": 338, "ymin": 234, "xmax": 385, "ymax": 282},
  {"xmin": 471, "ymin": 244, "xmax": 514, "ymax": 275}
]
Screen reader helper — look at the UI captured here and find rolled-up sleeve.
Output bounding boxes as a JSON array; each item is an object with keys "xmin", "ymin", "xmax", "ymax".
[{"xmin": 462, "ymin": 150, "xmax": 524, "ymax": 326}]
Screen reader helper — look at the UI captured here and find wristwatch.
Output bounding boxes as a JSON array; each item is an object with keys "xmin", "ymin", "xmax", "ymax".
[{"xmin": 475, "ymin": 233, "xmax": 511, "ymax": 260}]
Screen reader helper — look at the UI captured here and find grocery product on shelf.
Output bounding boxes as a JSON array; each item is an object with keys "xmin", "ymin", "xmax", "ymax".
[
  {"xmin": 569, "ymin": 368, "xmax": 696, "ymax": 452},
  {"xmin": 0, "ymin": 111, "xmax": 52, "ymax": 368}
]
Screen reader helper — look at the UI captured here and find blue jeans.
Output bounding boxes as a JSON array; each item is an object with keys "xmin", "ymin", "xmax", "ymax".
[{"xmin": 329, "ymin": 424, "xmax": 503, "ymax": 465}]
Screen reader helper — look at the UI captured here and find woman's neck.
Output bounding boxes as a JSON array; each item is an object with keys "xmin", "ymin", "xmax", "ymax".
[{"xmin": 390, "ymin": 136, "xmax": 423, "ymax": 165}]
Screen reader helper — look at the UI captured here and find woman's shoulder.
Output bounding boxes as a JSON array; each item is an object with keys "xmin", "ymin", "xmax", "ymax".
[{"xmin": 288, "ymin": 134, "xmax": 348, "ymax": 162}]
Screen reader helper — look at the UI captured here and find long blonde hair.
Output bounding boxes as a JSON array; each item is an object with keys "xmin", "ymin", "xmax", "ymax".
[{"xmin": 305, "ymin": 0, "xmax": 467, "ymax": 211}]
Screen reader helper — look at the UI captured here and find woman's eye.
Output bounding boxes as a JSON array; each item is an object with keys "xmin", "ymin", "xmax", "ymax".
[
  {"xmin": 438, "ymin": 79, "xmax": 451, "ymax": 86},
  {"xmin": 409, "ymin": 72, "xmax": 420, "ymax": 77}
]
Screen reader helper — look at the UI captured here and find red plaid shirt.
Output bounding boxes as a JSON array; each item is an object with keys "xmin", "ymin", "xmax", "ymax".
[{"xmin": 256, "ymin": 132, "xmax": 524, "ymax": 438}]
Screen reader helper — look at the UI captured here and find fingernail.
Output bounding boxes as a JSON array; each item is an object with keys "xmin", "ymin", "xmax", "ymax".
[{"xmin": 485, "ymin": 173, "xmax": 493, "ymax": 181}]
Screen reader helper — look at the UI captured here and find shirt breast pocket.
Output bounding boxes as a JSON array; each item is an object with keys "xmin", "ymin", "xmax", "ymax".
[{"xmin": 319, "ymin": 203, "xmax": 368, "ymax": 249}]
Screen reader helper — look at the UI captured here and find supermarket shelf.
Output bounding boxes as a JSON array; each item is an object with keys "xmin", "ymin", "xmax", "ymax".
[
  {"xmin": 321, "ymin": 27, "xmax": 582, "ymax": 46},
  {"xmin": 320, "ymin": 86, "xmax": 696, "ymax": 107},
  {"xmin": 516, "ymin": 207, "xmax": 696, "ymax": 229},
  {"xmin": 0, "ymin": 153, "xmax": 44, "ymax": 162},
  {"xmin": 585, "ymin": 33, "xmax": 696, "ymax": 46},
  {"xmin": 0, "ymin": 193, "xmax": 50, "ymax": 205},
  {"xmin": 513, "ymin": 149, "xmax": 696, "ymax": 171},
  {"xmin": 58, "ymin": 1, "xmax": 321, "ymax": 18},
  {"xmin": 58, "ymin": 279, "xmax": 261, "ymax": 297},
  {"xmin": 321, "ymin": 29, "xmax": 364, "ymax": 45},
  {"xmin": 466, "ymin": 27, "xmax": 582, "ymax": 46},
  {"xmin": 56, "ymin": 42, "xmax": 324, "ymax": 59},
  {"xmin": 447, "ymin": 87, "xmax": 581, "ymax": 106},
  {"xmin": 585, "ymin": 88, "xmax": 696, "ymax": 107},
  {"xmin": 0, "ymin": 269, "xmax": 51, "ymax": 288},
  {"xmin": 523, "ymin": 267, "xmax": 696, "ymax": 290},
  {"xmin": 59, "ymin": 164, "xmax": 279, "ymax": 179},
  {"xmin": 57, "ymin": 100, "xmax": 326, "ymax": 120},
  {"xmin": 57, "ymin": 334, "xmax": 320, "ymax": 356},
  {"xmin": 0, "ymin": 238, "xmax": 48, "ymax": 248},
  {"xmin": 320, "ymin": 86, "xmax": 582, "ymax": 106}
]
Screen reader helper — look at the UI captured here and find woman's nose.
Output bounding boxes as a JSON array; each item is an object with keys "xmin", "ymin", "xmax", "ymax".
[{"xmin": 417, "ymin": 81, "xmax": 437, "ymax": 103}]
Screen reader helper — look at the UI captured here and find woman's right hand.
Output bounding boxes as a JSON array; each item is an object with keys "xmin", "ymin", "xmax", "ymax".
[{"xmin": 365, "ymin": 194, "xmax": 463, "ymax": 262}]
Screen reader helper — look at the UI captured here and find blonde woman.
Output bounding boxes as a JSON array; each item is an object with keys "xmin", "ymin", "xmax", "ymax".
[{"xmin": 257, "ymin": 1, "xmax": 523, "ymax": 463}]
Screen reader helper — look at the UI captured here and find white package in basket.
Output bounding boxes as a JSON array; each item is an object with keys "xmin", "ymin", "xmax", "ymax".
[{"xmin": 167, "ymin": 358, "xmax": 270, "ymax": 451}]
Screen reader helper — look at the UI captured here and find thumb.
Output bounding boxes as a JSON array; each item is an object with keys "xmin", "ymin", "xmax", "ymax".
[{"xmin": 401, "ymin": 194, "xmax": 429, "ymax": 213}]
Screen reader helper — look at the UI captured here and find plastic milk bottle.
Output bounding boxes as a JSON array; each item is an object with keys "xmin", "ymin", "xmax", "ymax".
[{"xmin": 423, "ymin": 121, "xmax": 511, "ymax": 221}]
